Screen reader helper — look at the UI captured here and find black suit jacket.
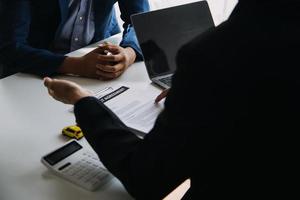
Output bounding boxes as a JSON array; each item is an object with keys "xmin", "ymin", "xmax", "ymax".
[{"xmin": 74, "ymin": 1, "xmax": 300, "ymax": 199}]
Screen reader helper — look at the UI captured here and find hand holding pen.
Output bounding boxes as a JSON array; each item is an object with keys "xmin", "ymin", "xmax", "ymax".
[
  {"xmin": 58, "ymin": 41, "xmax": 134, "ymax": 80},
  {"xmin": 95, "ymin": 42, "xmax": 137, "ymax": 79}
]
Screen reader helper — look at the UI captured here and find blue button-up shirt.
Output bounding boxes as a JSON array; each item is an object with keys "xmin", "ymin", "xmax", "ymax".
[{"xmin": 53, "ymin": 0, "xmax": 95, "ymax": 54}]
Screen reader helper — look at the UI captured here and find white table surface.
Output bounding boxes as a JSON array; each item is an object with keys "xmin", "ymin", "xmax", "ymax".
[
  {"xmin": 0, "ymin": 33, "xmax": 161, "ymax": 200},
  {"xmin": 0, "ymin": 2, "xmax": 237, "ymax": 198}
]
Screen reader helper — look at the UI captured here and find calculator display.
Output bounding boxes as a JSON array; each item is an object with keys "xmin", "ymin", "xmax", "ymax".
[{"xmin": 44, "ymin": 141, "xmax": 83, "ymax": 166}]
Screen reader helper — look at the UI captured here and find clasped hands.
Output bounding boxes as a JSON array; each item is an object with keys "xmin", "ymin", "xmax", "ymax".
[{"xmin": 60, "ymin": 42, "xmax": 136, "ymax": 79}]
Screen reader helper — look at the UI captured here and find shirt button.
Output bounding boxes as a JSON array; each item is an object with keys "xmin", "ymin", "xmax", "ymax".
[
  {"xmin": 79, "ymin": 16, "xmax": 83, "ymax": 20},
  {"xmin": 74, "ymin": 38, "xmax": 79, "ymax": 42}
]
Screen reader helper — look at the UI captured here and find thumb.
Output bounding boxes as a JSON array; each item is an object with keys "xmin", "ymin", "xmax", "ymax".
[{"xmin": 43, "ymin": 77, "xmax": 53, "ymax": 88}]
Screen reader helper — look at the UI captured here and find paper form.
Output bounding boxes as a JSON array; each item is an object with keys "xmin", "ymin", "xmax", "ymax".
[{"xmin": 94, "ymin": 85, "xmax": 164, "ymax": 134}]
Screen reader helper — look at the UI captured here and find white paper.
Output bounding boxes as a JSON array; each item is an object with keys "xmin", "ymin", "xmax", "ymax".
[{"xmin": 95, "ymin": 85, "xmax": 164, "ymax": 134}]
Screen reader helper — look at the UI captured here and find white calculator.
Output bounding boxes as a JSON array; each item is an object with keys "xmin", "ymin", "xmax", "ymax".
[{"xmin": 41, "ymin": 140, "xmax": 112, "ymax": 191}]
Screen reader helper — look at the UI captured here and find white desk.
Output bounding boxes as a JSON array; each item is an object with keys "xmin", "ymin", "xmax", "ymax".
[
  {"xmin": 0, "ymin": 34, "xmax": 162, "ymax": 200},
  {"xmin": 0, "ymin": 2, "xmax": 237, "ymax": 198}
]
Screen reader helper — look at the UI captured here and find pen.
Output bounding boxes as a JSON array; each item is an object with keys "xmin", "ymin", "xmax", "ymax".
[
  {"xmin": 155, "ymin": 89, "xmax": 169, "ymax": 103},
  {"xmin": 99, "ymin": 42, "xmax": 112, "ymax": 56},
  {"xmin": 104, "ymin": 50, "xmax": 112, "ymax": 56}
]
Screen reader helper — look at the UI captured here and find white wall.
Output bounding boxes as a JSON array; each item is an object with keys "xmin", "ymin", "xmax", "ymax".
[
  {"xmin": 149, "ymin": 0, "xmax": 237, "ymax": 25},
  {"xmin": 115, "ymin": 0, "xmax": 238, "ymax": 28}
]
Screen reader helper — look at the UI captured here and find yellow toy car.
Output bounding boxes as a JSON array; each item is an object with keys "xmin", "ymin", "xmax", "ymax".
[{"xmin": 62, "ymin": 125, "xmax": 84, "ymax": 140}]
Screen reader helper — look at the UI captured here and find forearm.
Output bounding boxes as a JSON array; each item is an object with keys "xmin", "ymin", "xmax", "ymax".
[
  {"xmin": 74, "ymin": 97, "xmax": 142, "ymax": 168},
  {"xmin": 0, "ymin": 43, "xmax": 66, "ymax": 77},
  {"xmin": 74, "ymin": 97, "xmax": 188, "ymax": 199},
  {"xmin": 120, "ymin": 29, "xmax": 144, "ymax": 61},
  {"xmin": 58, "ymin": 56, "xmax": 83, "ymax": 75},
  {"xmin": 118, "ymin": 0, "xmax": 150, "ymax": 61}
]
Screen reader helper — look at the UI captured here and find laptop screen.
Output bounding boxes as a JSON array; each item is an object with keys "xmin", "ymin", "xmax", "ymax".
[{"xmin": 131, "ymin": 1, "xmax": 215, "ymax": 78}]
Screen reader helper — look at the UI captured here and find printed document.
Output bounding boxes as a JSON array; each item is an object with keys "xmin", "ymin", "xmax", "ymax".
[{"xmin": 94, "ymin": 85, "xmax": 164, "ymax": 133}]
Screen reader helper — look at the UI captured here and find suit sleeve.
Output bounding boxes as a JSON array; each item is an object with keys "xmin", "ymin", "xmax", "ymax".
[
  {"xmin": 74, "ymin": 96, "xmax": 189, "ymax": 200},
  {"xmin": 117, "ymin": 0, "xmax": 150, "ymax": 60},
  {"xmin": 0, "ymin": 0, "xmax": 65, "ymax": 77}
]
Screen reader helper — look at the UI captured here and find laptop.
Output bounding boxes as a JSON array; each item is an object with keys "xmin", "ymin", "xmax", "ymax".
[{"xmin": 131, "ymin": 1, "xmax": 215, "ymax": 89}]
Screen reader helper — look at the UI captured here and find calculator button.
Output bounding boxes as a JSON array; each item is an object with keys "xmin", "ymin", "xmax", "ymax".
[
  {"xmin": 58, "ymin": 162, "xmax": 71, "ymax": 171},
  {"xmin": 52, "ymin": 150, "xmax": 112, "ymax": 191}
]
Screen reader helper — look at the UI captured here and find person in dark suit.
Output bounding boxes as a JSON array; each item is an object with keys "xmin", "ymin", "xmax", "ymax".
[
  {"xmin": 0, "ymin": 0, "xmax": 149, "ymax": 79},
  {"xmin": 43, "ymin": 0, "xmax": 300, "ymax": 199}
]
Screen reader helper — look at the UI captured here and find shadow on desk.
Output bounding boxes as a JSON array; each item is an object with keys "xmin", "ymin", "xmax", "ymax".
[
  {"xmin": 0, "ymin": 63, "xmax": 19, "ymax": 79},
  {"xmin": 0, "ymin": 63, "xmax": 4, "ymax": 79}
]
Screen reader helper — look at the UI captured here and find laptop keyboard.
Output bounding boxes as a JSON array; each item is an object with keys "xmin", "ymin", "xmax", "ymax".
[{"xmin": 160, "ymin": 76, "xmax": 172, "ymax": 87}]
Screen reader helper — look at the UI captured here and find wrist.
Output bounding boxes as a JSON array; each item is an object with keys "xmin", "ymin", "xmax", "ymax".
[
  {"xmin": 58, "ymin": 57, "xmax": 83, "ymax": 75},
  {"xmin": 72, "ymin": 90, "xmax": 93, "ymax": 105},
  {"xmin": 125, "ymin": 47, "xmax": 137, "ymax": 65}
]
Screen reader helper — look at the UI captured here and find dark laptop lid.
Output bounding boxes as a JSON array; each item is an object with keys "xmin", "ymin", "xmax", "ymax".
[{"xmin": 131, "ymin": 1, "xmax": 215, "ymax": 79}]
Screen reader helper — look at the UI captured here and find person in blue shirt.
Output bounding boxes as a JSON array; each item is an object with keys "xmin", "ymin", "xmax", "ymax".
[{"xmin": 0, "ymin": 0, "xmax": 149, "ymax": 79}]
